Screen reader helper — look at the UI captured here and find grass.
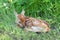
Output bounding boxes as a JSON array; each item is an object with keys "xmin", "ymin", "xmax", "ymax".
[{"xmin": 0, "ymin": 0, "xmax": 60, "ymax": 40}]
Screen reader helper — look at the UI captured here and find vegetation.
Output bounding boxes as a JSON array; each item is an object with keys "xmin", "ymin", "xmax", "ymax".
[{"xmin": 0, "ymin": 0, "xmax": 60, "ymax": 40}]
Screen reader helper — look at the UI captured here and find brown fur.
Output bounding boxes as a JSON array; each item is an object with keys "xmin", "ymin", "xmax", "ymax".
[{"xmin": 14, "ymin": 9, "xmax": 50, "ymax": 32}]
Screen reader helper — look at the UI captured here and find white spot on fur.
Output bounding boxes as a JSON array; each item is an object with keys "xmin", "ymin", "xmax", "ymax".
[{"xmin": 31, "ymin": 26, "xmax": 43, "ymax": 32}]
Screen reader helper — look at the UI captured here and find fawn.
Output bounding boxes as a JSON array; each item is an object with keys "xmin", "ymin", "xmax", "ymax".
[{"xmin": 14, "ymin": 9, "xmax": 50, "ymax": 32}]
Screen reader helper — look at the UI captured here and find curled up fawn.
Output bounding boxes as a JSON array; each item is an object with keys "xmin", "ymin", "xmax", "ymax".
[{"xmin": 14, "ymin": 9, "xmax": 50, "ymax": 33}]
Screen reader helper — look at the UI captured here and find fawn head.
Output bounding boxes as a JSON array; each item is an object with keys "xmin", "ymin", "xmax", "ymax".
[{"xmin": 14, "ymin": 9, "xmax": 25, "ymax": 28}]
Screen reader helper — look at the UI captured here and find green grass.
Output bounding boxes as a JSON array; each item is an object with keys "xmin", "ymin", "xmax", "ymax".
[{"xmin": 0, "ymin": 0, "xmax": 60, "ymax": 40}]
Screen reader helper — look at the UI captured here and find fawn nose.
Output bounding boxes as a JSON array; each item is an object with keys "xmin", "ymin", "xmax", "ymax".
[{"xmin": 20, "ymin": 25, "xmax": 25, "ymax": 29}]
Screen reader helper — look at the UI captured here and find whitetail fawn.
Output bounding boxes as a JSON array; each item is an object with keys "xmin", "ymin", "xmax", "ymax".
[{"xmin": 14, "ymin": 9, "xmax": 50, "ymax": 32}]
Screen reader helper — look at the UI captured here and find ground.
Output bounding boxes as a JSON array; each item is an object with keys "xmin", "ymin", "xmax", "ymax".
[{"xmin": 0, "ymin": 0, "xmax": 60, "ymax": 40}]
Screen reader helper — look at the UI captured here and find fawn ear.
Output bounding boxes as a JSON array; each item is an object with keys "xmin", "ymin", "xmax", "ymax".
[
  {"xmin": 20, "ymin": 9, "xmax": 25, "ymax": 16},
  {"xmin": 14, "ymin": 9, "xmax": 18, "ymax": 17}
]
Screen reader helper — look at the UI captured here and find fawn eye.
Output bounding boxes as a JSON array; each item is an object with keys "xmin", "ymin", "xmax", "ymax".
[{"xmin": 19, "ymin": 21, "xmax": 21, "ymax": 23}]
